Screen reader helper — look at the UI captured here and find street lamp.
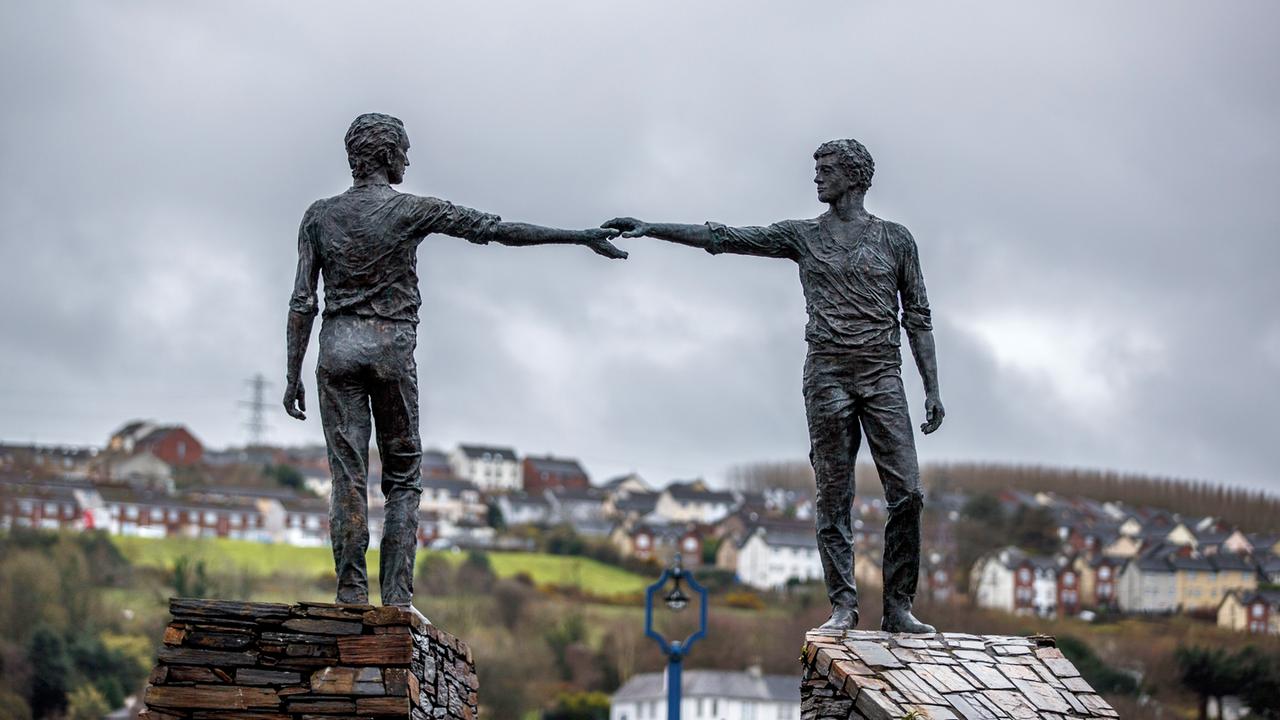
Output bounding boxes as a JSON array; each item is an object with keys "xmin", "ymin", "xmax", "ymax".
[{"xmin": 644, "ymin": 553, "xmax": 708, "ymax": 720}]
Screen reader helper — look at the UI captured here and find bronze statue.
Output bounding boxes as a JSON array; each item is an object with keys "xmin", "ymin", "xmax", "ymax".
[
  {"xmin": 605, "ymin": 139, "xmax": 944, "ymax": 633},
  {"xmin": 284, "ymin": 113, "xmax": 624, "ymax": 608}
]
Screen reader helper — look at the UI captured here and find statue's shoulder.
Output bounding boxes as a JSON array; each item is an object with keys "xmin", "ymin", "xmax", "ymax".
[{"xmin": 877, "ymin": 218, "xmax": 917, "ymax": 247}]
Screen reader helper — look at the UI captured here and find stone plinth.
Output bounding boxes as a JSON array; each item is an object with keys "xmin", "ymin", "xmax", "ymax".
[
  {"xmin": 140, "ymin": 599, "xmax": 478, "ymax": 720},
  {"xmin": 801, "ymin": 629, "xmax": 1118, "ymax": 720}
]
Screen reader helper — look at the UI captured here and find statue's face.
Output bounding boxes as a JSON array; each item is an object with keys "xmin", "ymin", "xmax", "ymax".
[
  {"xmin": 387, "ymin": 135, "xmax": 410, "ymax": 184},
  {"xmin": 814, "ymin": 155, "xmax": 853, "ymax": 204}
]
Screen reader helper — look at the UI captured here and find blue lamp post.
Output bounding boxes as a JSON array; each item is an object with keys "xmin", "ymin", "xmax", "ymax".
[{"xmin": 644, "ymin": 553, "xmax": 708, "ymax": 720}]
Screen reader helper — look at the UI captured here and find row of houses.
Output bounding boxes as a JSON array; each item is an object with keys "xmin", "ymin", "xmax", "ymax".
[
  {"xmin": 0, "ymin": 473, "xmax": 495, "ymax": 549},
  {"xmin": 972, "ymin": 541, "xmax": 1280, "ymax": 624}
]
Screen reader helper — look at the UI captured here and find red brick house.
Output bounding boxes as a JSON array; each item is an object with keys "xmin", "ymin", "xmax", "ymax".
[
  {"xmin": 522, "ymin": 455, "xmax": 589, "ymax": 493},
  {"xmin": 109, "ymin": 421, "xmax": 204, "ymax": 466}
]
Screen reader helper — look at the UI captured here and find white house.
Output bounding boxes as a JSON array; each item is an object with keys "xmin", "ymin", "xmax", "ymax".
[
  {"xmin": 736, "ymin": 526, "xmax": 823, "ymax": 590},
  {"xmin": 1117, "ymin": 550, "xmax": 1178, "ymax": 613},
  {"xmin": 611, "ymin": 667, "xmax": 799, "ymax": 720},
  {"xmin": 972, "ymin": 547, "xmax": 1059, "ymax": 617},
  {"xmin": 495, "ymin": 492, "xmax": 553, "ymax": 526},
  {"xmin": 420, "ymin": 477, "xmax": 486, "ymax": 523},
  {"xmin": 449, "ymin": 444, "xmax": 520, "ymax": 492},
  {"xmin": 654, "ymin": 481, "xmax": 736, "ymax": 525}
]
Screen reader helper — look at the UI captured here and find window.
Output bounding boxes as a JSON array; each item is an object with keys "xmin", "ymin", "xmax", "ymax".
[
  {"xmin": 151, "ymin": 508, "xmax": 164, "ymax": 521},
  {"xmin": 1018, "ymin": 568, "xmax": 1031, "ymax": 583},
  {"xmin": 168, "ymin": 509, "xmax": 179, "ymax": 522},
  {"xmin": 44, "ymin": 502, "xmax": 57, "ymax": 516},
  {"xmin": 1253, "ymin": 604, "xmax": 1266, "ymax": 618},
  {"xmin": 204, "ymin": 511, "xmax": 217, "ymax": 525},
  {"xmin": 126, "ymin": 506, "xmax": 139, "ymax": 520},
  {"xmin": 1098, "ymin": 567, "xmax": 1110, "ymax": 580}
]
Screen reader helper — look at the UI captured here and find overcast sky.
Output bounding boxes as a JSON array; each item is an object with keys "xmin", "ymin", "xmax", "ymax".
[{"xmin": 1, "ymin": 1, "xmax": 1277, "ymax": 492}]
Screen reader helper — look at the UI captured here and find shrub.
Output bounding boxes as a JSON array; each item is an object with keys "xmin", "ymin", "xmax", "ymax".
[{"xmin": 724, "ymin": 591, "xmax": 766, "ymax": 611}]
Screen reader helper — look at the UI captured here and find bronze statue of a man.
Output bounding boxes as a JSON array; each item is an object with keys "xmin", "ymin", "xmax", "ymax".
[
  {"xmin": 605, "ymin": 139, "xmax": 944, "ymax": 633},
  {"xmin": 285, "ymin": 113, "xmax": 624, "ymax": 607}
]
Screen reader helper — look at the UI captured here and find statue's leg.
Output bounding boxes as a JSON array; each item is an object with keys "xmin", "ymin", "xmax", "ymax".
[
  {"xmin": 369, "ymin": 323, "xmax": 423, "ymax": 607},
  {"xmin": 317, "ymin": 362, "xmax": 374, "ymax": 605},
  {"xmin": 856, "ymin": 362, "xmax": 929, "ymax": 631},
  {"xmin": 803, "ymin": 352, "xmax": 861, "ymax": 619}
]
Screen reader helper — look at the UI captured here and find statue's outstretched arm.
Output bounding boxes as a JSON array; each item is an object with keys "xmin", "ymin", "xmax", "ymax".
[
  {"xmin": 602, "ymin": 218, "xmax": 712, "ymax": 249},
  {"xmin": 491, "ymin": 222, "xmax": 627, "ymax": 259}
]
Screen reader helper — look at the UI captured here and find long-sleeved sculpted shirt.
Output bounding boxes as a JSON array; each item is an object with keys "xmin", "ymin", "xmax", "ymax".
[
  {"xmin": 290, "ymin": 185, "xmax": 500, "ymax": 323},
  {"xmin": 705, "ymin": 213, "xmax": 932, "ymax": 353}
]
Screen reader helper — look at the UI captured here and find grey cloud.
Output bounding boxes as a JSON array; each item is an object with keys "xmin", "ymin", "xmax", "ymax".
[{"xmin": 1, "ymin": 0, "xmax": 1277, "ymax": 491}]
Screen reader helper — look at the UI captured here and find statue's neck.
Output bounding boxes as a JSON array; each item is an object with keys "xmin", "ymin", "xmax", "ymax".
[
  {"xmin": 829, "ymin": 191, "xmax": 869, "ymax": 222},
  {"xmin": 354, "ymin": 169, "xmax": 392, "ymax": 187}
]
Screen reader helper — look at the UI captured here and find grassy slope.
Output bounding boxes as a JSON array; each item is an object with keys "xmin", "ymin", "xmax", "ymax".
[{"xmin": 110, "ymin": 536, "xmax": 649, "ymax": 595}]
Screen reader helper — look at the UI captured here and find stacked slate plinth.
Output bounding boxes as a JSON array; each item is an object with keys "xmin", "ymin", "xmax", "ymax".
[
  {"xmin": 140, "ymin": 599, "xmax": 478, "ymax": 720},
  {"xmin": 800, "ymin": 629, "xmax": 1118, "ymax": 720}
]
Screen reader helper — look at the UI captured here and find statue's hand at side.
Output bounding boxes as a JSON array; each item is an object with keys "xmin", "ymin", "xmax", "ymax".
[
  {"xmin": 583, "ymin": 227, "xmax": 628, "ymax": 259},
  {"xmin": 920, "ymin": 394, "xmax": 945, "ymax": 434},
  {"xmin": 283, "ymin": 379, "xmax": 307, "ymax": 421}
]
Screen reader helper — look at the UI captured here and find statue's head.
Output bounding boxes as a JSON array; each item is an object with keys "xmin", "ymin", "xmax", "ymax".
[
  {"xmin": 345, "ymin": 113, "xmax": 410, "ymax": 184},
  {"xmin": 813, "ymin": 138, "xmax": 874, "ymax": 203}
]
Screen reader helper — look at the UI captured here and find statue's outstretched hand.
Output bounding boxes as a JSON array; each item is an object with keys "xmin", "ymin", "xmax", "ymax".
[
  {"xmin": 602, "ymin": 217, "xmax": 651, "ymax": 238},
  {"xmin": 584, "ymin": 227, "xmax": 627, "ymax": 259},
  {"xmin": 920, "ymin": 394, "xmax": 945, "ymax": 434},
  {"xmin": 283, "ymin": 380, "xmax": 307, "ymax": 421}
]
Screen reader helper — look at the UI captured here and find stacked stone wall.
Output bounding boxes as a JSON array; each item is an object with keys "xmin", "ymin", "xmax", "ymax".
[{"xmin": 140, "ymin": 599, "xmax": 477, "ymax": 720}]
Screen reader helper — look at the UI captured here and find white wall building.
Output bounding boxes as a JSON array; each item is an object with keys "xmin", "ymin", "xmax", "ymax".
[
  {"xmin": 654, "ymin": 481, "xmax": 737, "ymax": 525},
  {"xmin": 972, "ymin": 547, "xmax": 1059, "ymax": 617},
  {"xmin": 736, "ymin": 527, "xmax": 823, "ymax": 590},
  {"xmin": 420, "ymin": 477, "xmax": 486, "ymax": 522},
  {"xmin": 449, "ymin": 444, "xmax": 520, "ymax": 492},
  {"xmin": 1118, "ymin": 552, "xmax": 1178, "ymax": 613},
  {"xmin": 495, "ymin": 492, "xmax": 553, "ymax": 525},
  {"xmin": 611, "ymin": 668, "xmax": 799, "ymax": 720}
]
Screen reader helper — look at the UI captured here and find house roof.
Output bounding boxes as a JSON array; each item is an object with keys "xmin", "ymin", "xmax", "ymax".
[
  {"xmin": 664, "ymin": 481, "xmax": 735, "ymax": 504},
  {"xmin": 524, "ymin": 455, "xmax": 587, "ymax": 476},
  {"xmin": 1166, "ymin": 553, "xmax": 1214, "ymax": 571},
  {"xmin": 612, "ymin": 670, "xmax": 799, "ymax": 703},
  {"xmin": 421, "ymin": 450, "xmax": 452, "ymax": 470},
  {"xmin": 499, "ymin": 492, "xmax": 550, "ymax": 509},
  {"xmin": 749, "ymin": 526, "xmax": 817, "ymax": 550},
  {"xmin": 421, "ymin": 477, "xmax": 480, "ymax": 495},
  {"xmin": 279, "ymin": 495, "xmax": 329, "ymax": 514},
  {"xmin": 1235, "ymin": 588, "xmax": 1280, "ymax": 609},
  {"xmin": 546, "ymin": 486, "xmax": 606, "ymax": 503},
  {"xmin": 1248, "ymin": 532, "xmax": 1280, "ymax": 548},
  {"xmin": 602, "ymin": 473, "xmax": 649, "ymax": 490},
  {"xmin": 1211, "ymin": 552, "xmax": 1257, "ymax": 572},
  {"xmin": 614, "ymin": 491, "xmax": 659, "ymax": 514},
  {"xmin": 457, "ymin": 445, "xmax": 517, "ymax": 462}
]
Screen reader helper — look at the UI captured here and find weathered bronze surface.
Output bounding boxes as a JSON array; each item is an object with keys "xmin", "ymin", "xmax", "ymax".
[
  {"xmin": 285, "ymin": 113, "xmax": 624, "ymax": 605},
  {"xmin": 605, "ymin": 139, "xmax": 944, "ymax": 633}
]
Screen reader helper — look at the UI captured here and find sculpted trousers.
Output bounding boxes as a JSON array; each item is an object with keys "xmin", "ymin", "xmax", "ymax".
[
  {"xmin": 317, "ymin": 315, "xmax": 423, "ymax": 606},
  {"xmin": 804, "ymin": 348, "xmax": 925, "ymax": 614}
]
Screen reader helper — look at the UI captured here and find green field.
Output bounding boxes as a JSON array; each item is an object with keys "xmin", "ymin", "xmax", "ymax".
[{"xmin": 110, "ymin": 536, "xmax": 649, "ymax": 596}]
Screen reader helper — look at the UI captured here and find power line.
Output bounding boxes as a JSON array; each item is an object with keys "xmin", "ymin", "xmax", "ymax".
[{"xmin": 240, "ymin": 374, "xmax": 271, "ymax": 446}]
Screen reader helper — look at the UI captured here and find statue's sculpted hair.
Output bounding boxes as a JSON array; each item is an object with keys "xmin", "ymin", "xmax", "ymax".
[
  {"xmin": 814, "ymin": 138, "xmax": 875, "ymax": 192},
  {"xmin": 345, "ymin": 113, "xmax": 407, "ymax": 180}
]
